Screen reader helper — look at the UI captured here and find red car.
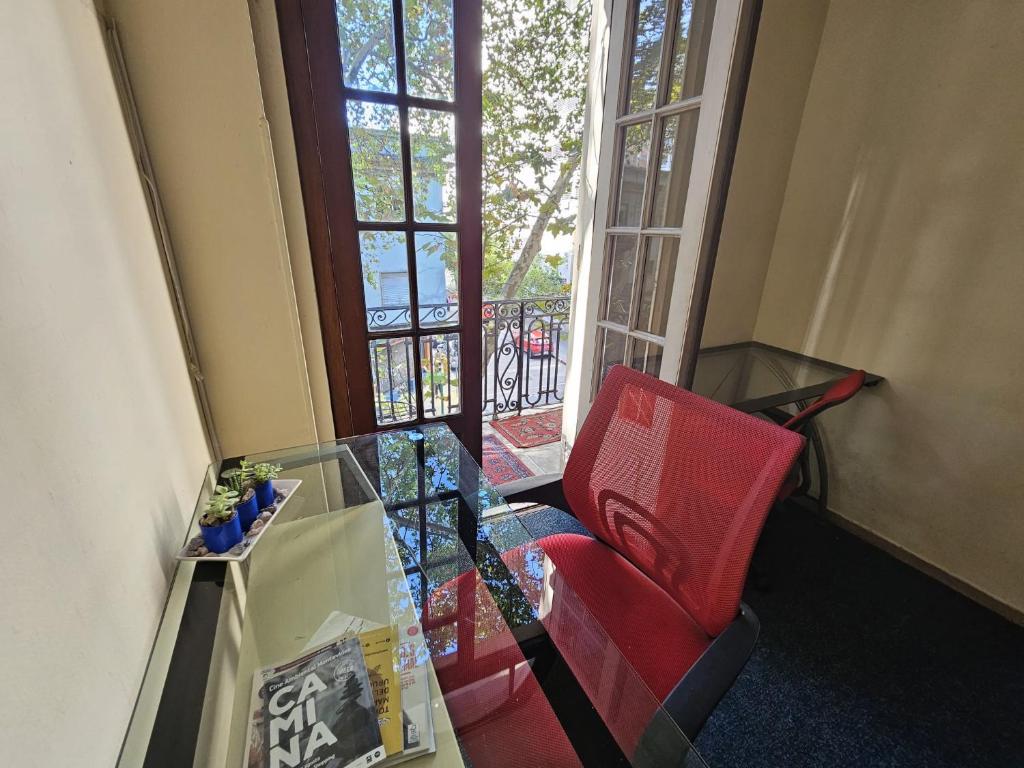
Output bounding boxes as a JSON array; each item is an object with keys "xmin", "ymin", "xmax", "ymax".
[{"xmin": 520, "ymin": 328, "xmax": 552, "ymax": 357}]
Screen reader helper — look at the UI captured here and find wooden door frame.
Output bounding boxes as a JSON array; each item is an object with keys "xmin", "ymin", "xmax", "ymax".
[
  {"xmin": 678, "ymin": 0, "xmax": 762, "ymax": 389},
  {"xmin": 275, "ymin": 0, "xmax": 483, "ymax": 458},
  {"xmin": 564, "ymin": 0, "xmax": 762, "ymax": 440}
]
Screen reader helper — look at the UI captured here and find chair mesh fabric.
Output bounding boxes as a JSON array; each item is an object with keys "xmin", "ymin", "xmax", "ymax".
[{"xmin": 563, "ymin": 365, "xmax": 805, "ymax": 637}]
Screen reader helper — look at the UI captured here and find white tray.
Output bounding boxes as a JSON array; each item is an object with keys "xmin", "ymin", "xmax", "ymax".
[{"xmin": 175, "ymin": 478, "xmax": 302, "ymax": 562}]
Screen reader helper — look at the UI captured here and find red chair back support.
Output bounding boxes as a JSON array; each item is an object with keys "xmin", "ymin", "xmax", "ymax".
[
  {"xmin": 782, "ymin": 369, "xmax": 866, "ymax": 432},
  {"xmin": 562, "ymin": 366, "xmax": 804, "ymax": 637}
]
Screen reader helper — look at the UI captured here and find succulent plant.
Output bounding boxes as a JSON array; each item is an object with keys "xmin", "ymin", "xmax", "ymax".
[
  {"xmin": 203, "ymin": 484, "xmax": 239, "ymax": 524},
  {"xmin": 221, "ymin": 460, "xmax": 255, "ymax": 494},
  {"xmin": 251, "ymin": 462, "xmax": 283, "ymax": 483}
]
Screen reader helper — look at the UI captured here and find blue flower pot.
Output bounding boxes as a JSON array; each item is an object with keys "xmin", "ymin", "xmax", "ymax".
[
  {"xmin": 255, "ymin": 480, "xmax": 275, "ymax": 509},
  {"xmin": 200, "ymin": 512, "xmax": 243, "ymax": 554},
  {"xmin": 236, "ymin": 492, "xmax": 260, "ymax": 532}
]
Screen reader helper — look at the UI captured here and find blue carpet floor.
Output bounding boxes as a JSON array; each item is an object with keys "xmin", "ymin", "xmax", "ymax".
[{"xmin": 517, "ymin": 502, "xmax": 1024, "ymax": 767}]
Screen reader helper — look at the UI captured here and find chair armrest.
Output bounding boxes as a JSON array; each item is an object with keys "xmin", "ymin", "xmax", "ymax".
[
  {"xmin": 661, "ymin": 602, "xmax": 760, "ymax": 740},
  {"xmin": 495, "ymin": 473, "xmax": 569, "ymax": 511}
]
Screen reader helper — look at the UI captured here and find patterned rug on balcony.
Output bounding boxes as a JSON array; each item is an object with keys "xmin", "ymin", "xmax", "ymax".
[
  {"xmin": 481, "ymin": 434, "xmax": 533, "ymax": 485},
  {"xmin": 490, "ymin": 408, "xmax": 562, "ymax": 449}
]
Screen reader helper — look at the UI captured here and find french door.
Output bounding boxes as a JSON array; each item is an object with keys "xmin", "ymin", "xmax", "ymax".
[
  {"xmin": 278, "ymin": 0, "xmax": 483, "ymax": 457},
  {"xmin": 564, "ymin": 0, "xmax": 757, "ymax": 438}
]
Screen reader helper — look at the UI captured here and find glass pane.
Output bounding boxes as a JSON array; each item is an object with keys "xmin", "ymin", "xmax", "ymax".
[
  {"xmin": 613, "ymin": 122, "xmax": 651, "ymax": 227},
  {"xmin": 336, "ymin": 0, "xmax": 398, "ymax": 93},
  {"xmin": 597, "ymin": 328, "xmax": 627, "ymax": 388},
  {"xmin": 625, "ymin": 0, "xmax": 667, "ymax": 113},
  {"xmin": 630, "ymin": 340, "xmax": 663, "ymax": 377},
  {"xmin": 347, "ymin": 101, "xmax": 405, "ymax": 221},
  {"xmin": 409, "ymin": 109, "xmax": 457, "ymax": 223},
  {"xmin": 636, "ymin": 236, "xmax": 679, "ymax": 336},
  {"xmin": 404, "ymin": 0, "xmax": 455, "ymax": 101},
  {"xmin": 421, "ymin": 333, "xmax": 460, "ymax": 417},
  {"xmin": 650, "ymin": 110, "xmax": 699, "ymax": 228},
  {"xmin": 601, "ymin": 235, "xmax": 638, "ymax": 326},
  {"xmin": 361, "ymin": 231, "xmax": 411, "ymax": 330},
  {"xmin": 668, "ymin": 0, "xmax": 717, "ymax": 102},
  {"xmin": 370, "ymin": 336, "xmax": 418, "ymax": 424},
  {"xmin": 415, "ymin": 233, "xmax": 459, "ymax": 326}
]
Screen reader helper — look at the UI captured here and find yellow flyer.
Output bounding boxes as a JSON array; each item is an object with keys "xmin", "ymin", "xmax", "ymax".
[{"xmin": 358, "ymin": 625, "xmax": 402, "ymax": 756}]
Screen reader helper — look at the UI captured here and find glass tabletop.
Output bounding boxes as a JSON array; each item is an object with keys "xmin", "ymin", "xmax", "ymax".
[
  {"xmin": 693, "ymin": 341, "xmax": 881, "ymax": 413},
  {"xmin": 119, "ymin": 424, "xmax": 707, "ymax": 768}
]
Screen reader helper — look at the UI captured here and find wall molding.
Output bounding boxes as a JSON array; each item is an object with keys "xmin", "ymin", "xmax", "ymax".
[{"xmin": 789, "ymin": 496, "xmax": 1024, "ymax": 627}]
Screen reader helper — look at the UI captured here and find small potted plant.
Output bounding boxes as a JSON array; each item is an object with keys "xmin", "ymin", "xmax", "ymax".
[
  {"xmin": 251, "ymin": 462, "xmax": 283, "ymax": 509},
  {"xmin": 222, "ymin": 461, "xmax": 259, "ymax": 532},
  {"xmin": 199, "ymin": 485, "xmax": 242, "ymax": 553}
]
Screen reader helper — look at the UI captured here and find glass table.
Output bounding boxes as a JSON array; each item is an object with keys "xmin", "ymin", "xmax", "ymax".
[
  {"xmin": 119, "ymin": 424, "xmax": 707, "ymax": 768},
  {"xmin": 693, "ymin": 341, "xmax": 883, "ymax": 511},
  {"xmin": 693, "ymin": 341, "xmax": 882, "ymax": 414}
]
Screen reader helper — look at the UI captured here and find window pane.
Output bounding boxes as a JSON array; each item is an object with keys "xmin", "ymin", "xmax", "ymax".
[
  {"xmin": 409, "ymin": 109, "xmax": 457, "ymax": 223},
  {"xmin": 613, "ymin": 122, "xmax": 651, "ymax": 227},
  {"xmin": 597, "ymin": 328, "xmax": 627, "ymax": 388},
  {"xmin": 416, "ymin": 232, "xmax": 459, "ymax": 326},
  {"xmin": 601, "ymin": 235, "xmax": 639, "ymax": 326},
  {"xmin": 625, "ymin": 0, "xmax": 667, "ymax": 113},
  {"xmin": 650, "ymin": 110, "xmax": 699, "ymax": 228},
  {"xmin": 347, "ymin": 101, "xmax": 405, "ymax": 221},
  {"xmin": 421, "ymin": 333, "xmax": 460, "ymax": 417},
  {"xmin": 370, "ymin": 337, "xmax": 417, "ymax": 424},
  {"xmin": 636, "ymin": 236, "xmax": 678, "ymax": 336},
  {"xmin": 404, "ymin": 0, "xmax": 455, "ymax": 101},
  {"xmin": 361, "ymin": 231, "xmax": 411, "ymax": 330},
  {"xmin": 336, "ymin": 0, "xmax": 397, "ymax": 93},
  {"xmin": 630, "ymin": 340, "xmax": 663, "ymax": 377},
  {"xmin": 668, "ymin": 0, "xmax": 716, "ymax": 102}
]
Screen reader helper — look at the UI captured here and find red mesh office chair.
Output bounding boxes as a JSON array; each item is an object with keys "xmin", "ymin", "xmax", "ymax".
[{"xmin": 496, "ymin": 365, "xmax": 805, "ymax": 738}]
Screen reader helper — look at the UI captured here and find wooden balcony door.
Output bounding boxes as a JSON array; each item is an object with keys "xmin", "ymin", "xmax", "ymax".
[
  {"xmin": 564, "ymin": 0, "xmax": 758, "ymax": 438},
  {"xmin": 278, "ymin": 0, "xmax": 483, "ymax": 458}
]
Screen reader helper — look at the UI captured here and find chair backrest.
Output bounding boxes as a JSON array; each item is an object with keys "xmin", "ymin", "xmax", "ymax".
[
  {"xmin": 781, "ymin": 369, "xmax": 866, "ymax": 432},
  {"xmin": 563, "ymin": 366, "xmax": 804, "ymax": 637}
]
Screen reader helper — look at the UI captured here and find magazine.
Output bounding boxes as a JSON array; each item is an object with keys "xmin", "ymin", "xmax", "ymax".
[
  {"xmin": 357, "ymin": 626, "xmax": 402, "ymax": 755},
  {"xmin": 245, "ymin": 636, "xmax": 386, "ymax": 768},
  {"xmin": 304, "ymin": 611, "xmax": 436, "ymax": 766}
]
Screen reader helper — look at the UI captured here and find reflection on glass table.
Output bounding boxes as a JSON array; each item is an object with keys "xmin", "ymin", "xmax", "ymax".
[{"xmin": 119, "ymin": 425, "xmax": 707, "ymax": 768}]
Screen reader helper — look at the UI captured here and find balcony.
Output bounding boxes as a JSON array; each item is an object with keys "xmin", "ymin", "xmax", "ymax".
[
  {"xmin": 366, "ymin": 295, "xmax": 569, "ymax": 424},
  {"xmin": 366, "ymin": 296, "xmax": 568, "ymax": 477}
]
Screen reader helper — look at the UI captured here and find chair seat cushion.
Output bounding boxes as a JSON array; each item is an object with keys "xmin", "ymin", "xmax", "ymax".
[{"xmin": 501, "ymin": 531, "xmax": 712, "ymax": 701}]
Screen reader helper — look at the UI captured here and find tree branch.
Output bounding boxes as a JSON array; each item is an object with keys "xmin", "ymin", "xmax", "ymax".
[{"xmin": 500, "ymin": 157, "xmax": 579, "ymax": 299}]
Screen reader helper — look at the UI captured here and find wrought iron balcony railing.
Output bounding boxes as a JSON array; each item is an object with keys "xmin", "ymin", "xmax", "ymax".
[{"xmin": 365, "ymin": 295, "xmax": 569, "ymax": 425}]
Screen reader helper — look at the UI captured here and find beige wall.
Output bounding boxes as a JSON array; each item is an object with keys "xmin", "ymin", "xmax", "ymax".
[
  {"xmin": 736, "ymin": 0, "xmax": 1024, "ymax": 611},
  {"xmin": 701, "ymin": 0, "xmax": 827, "ymax": 347},
  {"xmin": 0, "ymin": 1, "xmax": 211, "ymax": 765},
  {"xmin": 248, "ymin": 0, "xmax": 337, "ymax": 445},
  {"xmin": 102, "ymin": 0, "xmax": 333, "ymax": 457}
]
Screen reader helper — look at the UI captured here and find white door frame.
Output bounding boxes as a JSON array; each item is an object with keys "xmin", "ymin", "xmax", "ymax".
[{"xmin": 563, "ymin": 0, "xmax": 754, "ymax": 445}]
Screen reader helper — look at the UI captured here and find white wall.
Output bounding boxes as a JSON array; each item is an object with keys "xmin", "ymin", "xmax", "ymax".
[
  {"xmin": 701, "ymin": 0, "xmax": 827, "ymax": 347},
  {"xmin": 712, "ymin": 0, "xmax": 1024, "ymax": 613},
  {"xmin": 102, "ymin": 0, "xmax": 332, "ymax": 457},
  {"xmin": 0, "ymin": 1, "xmax": 211, "ymax": 765}
]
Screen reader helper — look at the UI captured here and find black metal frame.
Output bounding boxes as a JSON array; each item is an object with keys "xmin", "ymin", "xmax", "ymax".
[
  {"xmin": 482, "ymin": 296, "xmax": 570, "ymax": 416},
  {"xmin": 364, "ymin": 294, "xmax": 571, "ymax": 423}
]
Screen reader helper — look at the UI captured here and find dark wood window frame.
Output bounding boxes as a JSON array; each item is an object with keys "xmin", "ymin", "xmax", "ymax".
[{"xmin": 276, "ymin": 0, "xmax": 483, "ymax": 459}]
